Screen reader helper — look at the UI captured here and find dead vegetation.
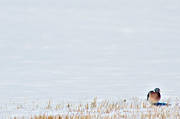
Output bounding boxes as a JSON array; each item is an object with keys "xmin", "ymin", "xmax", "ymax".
[{"xmin": 1, "ymin": 97, "xmax": 180, "ymax": 119}]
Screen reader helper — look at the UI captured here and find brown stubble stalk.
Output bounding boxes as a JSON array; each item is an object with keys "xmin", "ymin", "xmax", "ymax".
[{"xmin": 12, "ymin": 97, "xmax": 180, "ymax": 119}]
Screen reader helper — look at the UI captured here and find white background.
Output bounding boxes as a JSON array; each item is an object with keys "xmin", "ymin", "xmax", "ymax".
[{"xmin": 0, "ymin": 0, "xmax": 180, "ymax": 103}]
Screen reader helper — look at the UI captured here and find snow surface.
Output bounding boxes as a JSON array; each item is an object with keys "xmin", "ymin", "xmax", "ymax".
[{"xmin": 0, "ymin": 0, "xmax": 180, "ymax": 103}]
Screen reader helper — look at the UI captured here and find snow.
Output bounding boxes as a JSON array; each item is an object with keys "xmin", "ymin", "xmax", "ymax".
[{"xmin": 0, "ymin": 0, "xmax": 180, "ymax": 104}]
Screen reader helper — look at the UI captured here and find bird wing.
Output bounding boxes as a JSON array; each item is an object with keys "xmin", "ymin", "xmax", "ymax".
[{"xmin": 147, "ymin": 91, "xmax": 154, "ymax": 100}]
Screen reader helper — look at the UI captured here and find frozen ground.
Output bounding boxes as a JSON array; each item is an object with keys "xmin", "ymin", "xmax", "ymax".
[
  {"xmin": 1, "ymin": 97, "xmax": 180, "ymax": 119},
  {"xmin": 0, "ymin": 0, "xmax": 180, "ymax": 105}
]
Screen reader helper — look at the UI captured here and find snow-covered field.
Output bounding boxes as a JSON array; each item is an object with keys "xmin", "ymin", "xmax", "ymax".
[
  {"xmin": 1, "ymin": 97, "xmax": 180, "ymax": 119},
  {"xmin": 0, "ymin": 0, "xmax": 180, "ymax": 118}
]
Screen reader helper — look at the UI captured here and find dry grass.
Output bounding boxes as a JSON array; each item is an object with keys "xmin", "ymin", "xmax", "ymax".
[{"xmin": 1, "ymin": 97, "xmax": 180, "ymax": 119}]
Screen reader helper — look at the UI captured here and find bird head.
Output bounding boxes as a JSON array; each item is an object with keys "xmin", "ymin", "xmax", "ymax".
[{"xmin": 154, "ymin": 88, "xmax": 160, "ymax": 93}]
